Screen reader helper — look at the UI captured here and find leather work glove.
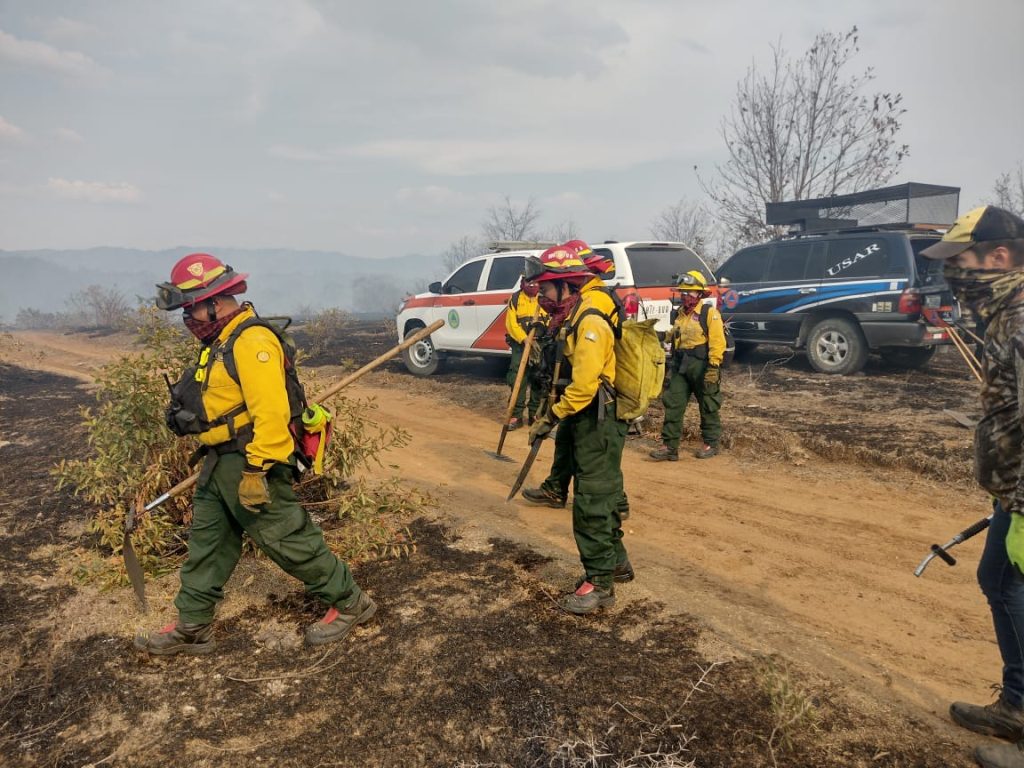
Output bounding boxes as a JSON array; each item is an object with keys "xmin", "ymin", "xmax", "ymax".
[
  {"xmin": 528, "ymin": 413, "xmax": 558, "ymax": 445},
  {"xmin": 528, "ymin": 342, "xmax": 542, "ymax": 366},
  {"xmin": 1007, "ymin": 511, "xmax": 1024, "ymax": 576},
  {"xmin": 238, "ymin": 465, "xmax": 271, "ymax": 513},
  {"xmin": 704, "ymin": 365, "xmax": 721, "ymax": 388}
]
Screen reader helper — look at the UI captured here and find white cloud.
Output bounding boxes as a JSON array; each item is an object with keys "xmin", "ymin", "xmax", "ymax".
[
  {"xmin": 267, "ymin": 143, "xmax": 327, "ymax": 162},
  {"xmin": 0, "ymin": 27, "xmax": 105, "ymax": 78},
  {"xmin": 40, "ymin": 16, "xmax": 100, "ymax": 45},
  {"xmin": 0, "ymin": 116, "xmax": 26, "ymax": 142},
  {"xmin": 395, "ymin": 185, "xmax": 469, "ymax": 207},
  {"xmin": 53, "ymin": 127, "xmax": 84, "ymax": 144},
  {"xmin": 347, "ymin": 137, "xmax": 679, "ymax": 176},
  {"xmin": 46, "ymin": 178, "xmax": 142, "ymax": 204}
]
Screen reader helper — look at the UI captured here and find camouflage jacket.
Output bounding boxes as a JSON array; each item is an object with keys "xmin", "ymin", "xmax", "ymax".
[{"xmin": 976, "ymin": 300, "xmax": 1024, "ymax": 508}]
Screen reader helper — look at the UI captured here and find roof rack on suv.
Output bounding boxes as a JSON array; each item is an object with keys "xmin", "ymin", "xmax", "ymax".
[
  {"xmin": 765, "ymin": 182, "xmax": 960, "ymax": 234},
  {"xmin": 487, "ymin": 240, "xmax": 558, "ymax": 253},
  {"xmin": 778, "ymin": 222, "xmax": 949, "ymax": 240}
]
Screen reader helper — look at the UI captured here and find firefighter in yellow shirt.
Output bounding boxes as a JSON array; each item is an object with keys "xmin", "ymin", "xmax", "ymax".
[
  {"xmin": 650, "ymin": 270, "xmax": 726, "ymax": 461},
  {"xmin": 526, "ymin": 247, "xmax": 629, "ymax": 614},
  {"xmin": 503, "ymin": 277, "xmax": 547, "ymax": 430},
  {"xmin": 135, "ymin": 253, "xmax": 375, "ymax": 656}
]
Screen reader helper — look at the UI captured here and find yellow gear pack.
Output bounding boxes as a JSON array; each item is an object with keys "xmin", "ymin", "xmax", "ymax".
[
  {"xmin": 567, "ymin": 289, "xmax": 666, "ymax": 421},
  {"xmin": 610, "ymin": 318, "xmax": 665, "ymax": 420}
]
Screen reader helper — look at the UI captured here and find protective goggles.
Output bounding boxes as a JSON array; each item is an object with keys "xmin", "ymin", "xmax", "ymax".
[{"xmin": 673, "ymin": 273, "xmax": 706, "ymax": 290}]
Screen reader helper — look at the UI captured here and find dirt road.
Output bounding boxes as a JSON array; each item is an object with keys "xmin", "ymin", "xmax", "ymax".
[
  {"xmin": 346, "ymin": 377, "xmax": 994, "ymax": 726},
  {"xmin": 0, "ymin": 328, "xmax": 994, "ymax": 765}
]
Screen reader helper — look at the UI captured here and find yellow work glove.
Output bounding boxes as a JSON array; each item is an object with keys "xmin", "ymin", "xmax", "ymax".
[
  {"xmin": 238, "ymin": 465, "xmax": 271, "ymax": 512},
  {"xmin": 703, "ymin": 365, "xmax": 721, "ymax": 387},
  {"xmin": 1007, "ymin": 511, "xmax": 1024, "ymax": 576}
]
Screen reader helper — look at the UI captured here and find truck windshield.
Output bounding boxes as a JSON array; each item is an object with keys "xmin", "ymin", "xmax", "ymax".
[{"xmin": 625, "ymin": 246, "xmax": 711, "ymax": 287}]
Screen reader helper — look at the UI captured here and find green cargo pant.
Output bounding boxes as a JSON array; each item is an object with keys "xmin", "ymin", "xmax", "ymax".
[
  {"xmin": 660, "ymin": 353, "xmax": 722, "ymax": 451},
  {"xmin": 539, "ymin": 424, "xmax": 630, "ymax": 516},
  {"xmin": 174, "ymin": 452, "xmax": 358, "ymax": 624},
  {"xmin": 507, "ymin": 340, "xmax": 544, "ymax": 422},
  {"xmin": 546, "ymin": 402, "xmax": 628, "ymax": 590}
]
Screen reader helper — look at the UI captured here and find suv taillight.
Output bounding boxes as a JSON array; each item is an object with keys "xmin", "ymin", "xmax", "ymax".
[{"xmin": 897, "ymin": 289, "xmax": 922, "ymax": 315}]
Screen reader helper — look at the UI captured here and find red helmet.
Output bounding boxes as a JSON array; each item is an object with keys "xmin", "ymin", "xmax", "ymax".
[
  {"xmin": 563, "ymin": 239, "xmax": 613, "ymax": 275},
  {"xmin": 155, "ymin": 253, "xmax": 249, "ymax": 310},
  {"xmin": 528, "ymin": 246, "xmax": 593, "ymax": 283},
  {"xmin": 562, "ymin": 239, "xmax": 592, "ymax": 258}
]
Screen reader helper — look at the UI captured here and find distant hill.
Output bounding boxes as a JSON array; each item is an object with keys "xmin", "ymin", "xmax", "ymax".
[{"xmin": 0, "ymin": 247, "xmax": 441, "ymax": 321}]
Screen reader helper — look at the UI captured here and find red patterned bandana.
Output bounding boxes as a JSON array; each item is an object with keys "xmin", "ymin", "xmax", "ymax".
[{"xmin": 183, "ymin": 306, "xmax": 245, "ymax": 343}]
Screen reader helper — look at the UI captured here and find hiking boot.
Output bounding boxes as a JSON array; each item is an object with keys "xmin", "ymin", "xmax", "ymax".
[
  {"xmin": 521, "ymin": 487, "xmax": 567, "ymax": 509},
  {"xmin": 613, "ymin": 559, "xmax": 635, "ymax": 583},
  {"xmin": 561, "ymin": 581, "xmax": 615, "ymax": 615},
  {"xmin": 951, "ymin": 694, "xmax": 1024, "ymax": 740},
  {"xmin": 694, "ymin": 443, "xmax": 719, "ymax": 459},
  {"xmin": 976, "ymin": 742, "xmax": 1024, "ymax": 768},
  {"xmin": 506, "ymin": 417, "xmax": 522, "ymax": 431},
  {"xmin": 305, "ymin": 591, "xmax": 377, "ymax": 646},
  {"xmin": 648, "ymin": 445, "xmax": 678, "ymax": 462},
  {"xmin": 134, "ymin": 620, "xmax": 215, "ymax": 656}
]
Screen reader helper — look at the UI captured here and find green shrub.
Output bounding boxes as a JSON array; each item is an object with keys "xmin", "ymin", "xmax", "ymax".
[{"xmin": 57, "ymin": 309, "xmax": 427, "ymax": 589}]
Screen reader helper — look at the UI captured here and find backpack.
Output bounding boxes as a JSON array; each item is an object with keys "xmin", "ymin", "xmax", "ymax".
[
  {"xmin": 166, "ymin": 312, "xmax": 332, "ymax": 475},
  {"xmin": 568, "ymin": 288, "xmax": 666, "ymax": 421}
]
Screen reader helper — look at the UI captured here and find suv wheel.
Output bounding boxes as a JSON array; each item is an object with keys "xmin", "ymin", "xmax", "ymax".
[
  {"xmin": 401, "ymin": 326, "xmax": 443, "ymax": 376},
  {"xmin": 806, "ymin": 317, "xmax": 868, "ymax": 375},
  {"xmin": 880, "ymin": 346, "xmax": 936, "ymax": 369}
]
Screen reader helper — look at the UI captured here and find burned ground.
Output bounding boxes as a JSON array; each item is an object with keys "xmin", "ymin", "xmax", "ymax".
[{"xmin": 0, "ymin": 362, "xmax": 974, "ymax": 768}]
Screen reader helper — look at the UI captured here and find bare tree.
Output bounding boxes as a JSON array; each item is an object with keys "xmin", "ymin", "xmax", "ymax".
[
  {"xmin": 650, "ymin": 197, "xmax": 712, "ymax": 252},
  {"xmin": 700, "ymin": 27, "xmax": 909, "ymax": 244},
  {"xmin": 993, "ymin": 162, "xmax": 1024, "ymax": 218},
  {"xmin": 66, "ymin": 284, "xmax": 133, "ymax": 330},
  {"xmin": 540, "ymin": 218, "xmax": 578, "ymax": 242},
  {"xmin": 482, "ymin": 194, "xmax": 542, "ymax": 242},
  {"xmin": 440, "ymin": 235, "xmax": 483, "ymax": 274}
]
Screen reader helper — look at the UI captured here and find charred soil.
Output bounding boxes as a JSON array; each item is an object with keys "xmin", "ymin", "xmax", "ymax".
[{"xmin": 0, "ymin": 327, "xmax": 987, "ymax": 767}]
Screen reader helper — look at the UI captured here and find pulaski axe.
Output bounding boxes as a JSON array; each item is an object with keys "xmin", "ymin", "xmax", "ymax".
[
  {"xmin": 489, "ymin": 306, "xmax": 541, "ymax": 463},
  {"xmin": 122, "ymin": 318, "xmax": 445, "ymax": 612}
]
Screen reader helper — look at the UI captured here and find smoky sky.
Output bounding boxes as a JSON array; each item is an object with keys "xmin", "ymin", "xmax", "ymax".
[{"xmin": 0, "ymin": 0, "xmax": 1021, "ymax": 257}]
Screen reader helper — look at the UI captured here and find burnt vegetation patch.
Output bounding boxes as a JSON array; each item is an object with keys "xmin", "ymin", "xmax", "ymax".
[{"xmin": 0, "ymin": 359, "xmax": 973, "ymax": 767}]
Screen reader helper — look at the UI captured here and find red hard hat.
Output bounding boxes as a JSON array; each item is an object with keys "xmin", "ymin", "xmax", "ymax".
[
  {"xmin": 562, "ymin": 239, "xmax": 592, "ymax": 257},
  {"xmin": 529, "ymin": 246, "xmax": 593, "ymax": 283},
  {"xmin": 156, "ymin": 253, "xmax": 248, "ymax": 310}
]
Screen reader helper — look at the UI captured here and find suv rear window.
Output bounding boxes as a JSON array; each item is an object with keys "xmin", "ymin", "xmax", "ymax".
[
  {"xmin": 486, "ymin": 256, "xmax": 527, "ymax": 290},
  {"xmin": 911, "ymin": 238, "xmax": 944, "ymax": 286},
  {"xmin": 626, "ymin": 246, "xmax": 710, "ymax": 287}
]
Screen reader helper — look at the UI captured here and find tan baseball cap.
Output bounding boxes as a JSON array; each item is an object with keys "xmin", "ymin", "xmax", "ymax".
[{"xmin": 921, "ymin": 205, "xmax": 1024, "ymax": 260}]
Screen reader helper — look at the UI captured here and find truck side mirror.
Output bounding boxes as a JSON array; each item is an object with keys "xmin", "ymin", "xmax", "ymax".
[{"xmin": 428, "ymin": 281, "xmax": 442, "ymax": 294}]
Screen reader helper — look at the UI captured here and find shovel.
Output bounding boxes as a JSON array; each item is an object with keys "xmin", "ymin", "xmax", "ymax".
[{"xmin": 122, "ymin": 318, "xmax": 444, "ymax": 611}]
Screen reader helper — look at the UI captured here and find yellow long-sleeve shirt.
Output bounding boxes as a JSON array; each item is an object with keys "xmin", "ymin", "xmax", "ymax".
[
  {"xmin": 670, "ymin": 303, "xmax": 726, "ymax": 367},
  {"xmin": 196, "ymin": 307, "xmax": 295, "ymax": 470},
  {"xmin": 551, "ymin": 278, "xmax": 618, "ymax": 420},
  {"xmin": 504, "ymin": 289, "xmax": 544, "ymax": 344}
]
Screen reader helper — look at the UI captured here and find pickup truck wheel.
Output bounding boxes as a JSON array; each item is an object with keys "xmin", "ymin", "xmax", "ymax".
[
  {"xmin": 401, "ymin": 327, "xmax": 443, "ymax": 376},
  {"xmin": 806, "ymin": 318, "xmax": 868, "ymax": 375},
  {"xmin": 879, "ymin": 346, "xmax": 936, "ymax": 369}
]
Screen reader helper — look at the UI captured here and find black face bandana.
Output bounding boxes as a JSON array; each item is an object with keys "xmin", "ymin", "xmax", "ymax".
[{"xmin": 943, "ymin": 265, "xmax": 1024, "ymax": 321}]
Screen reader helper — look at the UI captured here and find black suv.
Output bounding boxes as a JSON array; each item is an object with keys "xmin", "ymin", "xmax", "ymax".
[{"xmin": 715, "ymin": 227, "xmax": 955, "ymax": 374}]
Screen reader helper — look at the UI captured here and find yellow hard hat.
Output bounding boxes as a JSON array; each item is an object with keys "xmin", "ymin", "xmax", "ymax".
[{"xmin": 675, "ymin": 270, "xmax": 708, "ymax": 292}]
